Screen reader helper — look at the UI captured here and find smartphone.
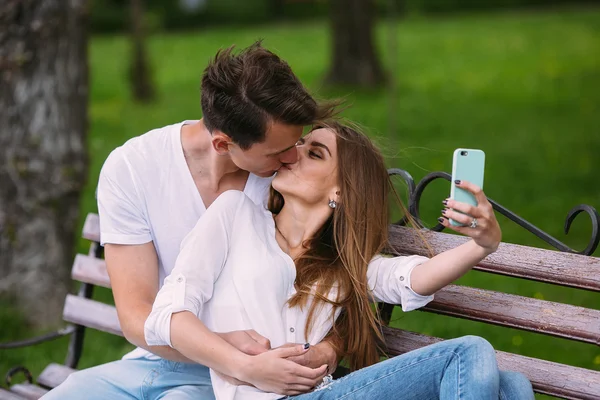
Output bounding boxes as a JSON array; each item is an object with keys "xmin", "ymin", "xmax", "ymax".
[{"xmin": 449, "ymin": 148, "xmax": 485, "ymax": 226}]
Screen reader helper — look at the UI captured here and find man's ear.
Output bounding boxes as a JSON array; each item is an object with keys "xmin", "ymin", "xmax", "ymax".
[{"xmin": 211, "ymin": 132, "xmax": 233, "ymax": 155}]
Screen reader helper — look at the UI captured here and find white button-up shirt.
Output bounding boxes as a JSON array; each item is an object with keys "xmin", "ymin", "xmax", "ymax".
[{"xmin": 144, "ymin": 190, "xmax": 433, "ymax": 400}]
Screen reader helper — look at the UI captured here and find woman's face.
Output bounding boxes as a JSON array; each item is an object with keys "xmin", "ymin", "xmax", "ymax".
[{"xmin": 272, "ymin": 128, "xmax": 340, "ymax": 207}]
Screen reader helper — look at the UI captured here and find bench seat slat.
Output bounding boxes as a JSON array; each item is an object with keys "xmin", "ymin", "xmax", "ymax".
[
  {"xmin": 382, "ymin": 327, "xmax": 600, "ymax": 400},
  {"xmin": 424, "ymin": 285, "xmax": 600, "ymax": 344},
  {"xmin": 63, "ymin": 295, "xmax": 123, "ymax": 337},
  {"xmin": 8, "ymin": 384, "xmax": 47, "ymax": 400},
  {"xmin": 37, "ymin": 363, "xmax": 77, "ymax": 389},
  {"xmin": 388, "ymin": 225, "xmax": 600, "ymax": 291},
  {"xmin": 0, "ymin": 389, "xmax": 26, "ymax": 400}
]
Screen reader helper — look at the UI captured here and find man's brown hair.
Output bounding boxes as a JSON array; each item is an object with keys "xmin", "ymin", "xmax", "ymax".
[{"xmin": 201, "ymin": 41, "xmax": 338, "ymax": 149}]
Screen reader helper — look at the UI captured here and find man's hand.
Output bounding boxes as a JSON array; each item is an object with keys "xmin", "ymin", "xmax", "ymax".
[
  {"xmin": 213, "ymin": 329, "xmax": 271, "ymax": 387},
  {"xmin": 217, "ymin": 330, "xmax": 271, "ymax": 356},
  {"xmin": 278, "ymin": 341, "xmax": 338, "ymax": 374}
]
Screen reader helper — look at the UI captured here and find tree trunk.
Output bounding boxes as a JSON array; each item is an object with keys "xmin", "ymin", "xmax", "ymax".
[
  {"xmin": 270, "ymin": 0, "xmax": 285, "ymax": 19},
  {"xmin": 0, "ymin": 0, "xmax": 89, "ymax": 327},
  {"xmin": 326, "ymin": 0, "xmax": 386, "ymax": 87},
  {"xmin": 129, "ymin": 0, "xmax": 155, "ymax": 102}
]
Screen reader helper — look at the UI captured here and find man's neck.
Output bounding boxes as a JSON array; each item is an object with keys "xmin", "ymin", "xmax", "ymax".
[{"xmin": 181, "ymin": 119, "xmax": 244, "ymax": 191}]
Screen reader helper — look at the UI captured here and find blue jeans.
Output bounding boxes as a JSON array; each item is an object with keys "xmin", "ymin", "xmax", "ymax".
[
  {"xmin": 41, "ymin": 357, "xmax": 215, "ymax": 400},
  {"xmin": 42, "ymin": 336, "xmax": 533, "ymax": 400},
  {"xmin": 288, "ymin": 336, "xmax": 534, "ymax": 400}
]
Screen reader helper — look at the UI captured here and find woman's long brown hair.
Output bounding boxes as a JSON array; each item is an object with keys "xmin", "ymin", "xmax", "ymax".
[{"xmin": 268, "ymin": 121, "xmax": 392, "ymax": 370}]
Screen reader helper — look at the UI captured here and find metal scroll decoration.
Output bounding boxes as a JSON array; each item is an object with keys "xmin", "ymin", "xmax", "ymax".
[{"xmin": 388, "ymin": 169, "xmax": 600, "ymax": 256}]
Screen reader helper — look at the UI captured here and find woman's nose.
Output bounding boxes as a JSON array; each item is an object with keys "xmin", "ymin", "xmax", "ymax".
[{"xmin": 279, "ymin": 146, "xmax": 298, "ymax": 164}]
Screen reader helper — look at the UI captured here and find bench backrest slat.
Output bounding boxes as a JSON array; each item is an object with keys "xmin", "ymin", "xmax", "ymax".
[
  {"xmin": 82, "ymin": 213, "xmax": 100, "ymax": 243},
  {"xmin": 72, "ymin": 254, "xmax": 110, "ymax": 288},
  {"xmin": 62, "ymin": 293, "xmax": 600, "ymax": 400},
  {"xmin": 63, "ymin": 295, "xmax": 123, "ymax": 337},
  {"xmin": 70, "ymin": 248, "xmax": 600, "ymax": 343},
  {"xmin": 426, "ymin": 285, "xmax": 600, "ymax": 344},
  {"xmin": 388, "ymin": 225, "xmax": 600, "ymax": 291},
  {"xmin": 85, "ymin": 213, "xmax": 600, "ymax": 291}
]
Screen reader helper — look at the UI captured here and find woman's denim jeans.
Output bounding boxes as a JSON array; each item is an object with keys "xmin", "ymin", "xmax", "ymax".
[
  {"xmin": 42, "ymin": 336, "xmax": 533, "ymax": 400},
  {"xmin": 288, "ymin": 336, "xmax": 534, "ymax": 400}
]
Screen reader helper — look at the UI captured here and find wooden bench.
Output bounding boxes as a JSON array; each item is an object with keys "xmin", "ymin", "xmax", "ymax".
[{"xmin": 2, "ymin": 201, "xmax": 600, "ymax": 399}]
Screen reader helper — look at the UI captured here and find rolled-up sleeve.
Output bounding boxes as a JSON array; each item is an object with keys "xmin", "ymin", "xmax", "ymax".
[
  {"xmin": 144, "ymin": 191, "xmax": 245, "ymax": 347},
  {"xmin": 367, "ymin": 255, "xmax": 434, "ymax": 312}
]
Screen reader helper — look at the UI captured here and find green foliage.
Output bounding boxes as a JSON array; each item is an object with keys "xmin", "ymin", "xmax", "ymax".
[{"xmin": 1, "ymin": 8, "xmax": 599, "ymax": 397}]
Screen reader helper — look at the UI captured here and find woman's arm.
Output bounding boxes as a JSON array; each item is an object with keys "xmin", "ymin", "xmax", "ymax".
[
  {"xmin": 410, "ymin": 180, "xmax": 501, "ymax": 296},
  {"xmin": 144, "ymin": 191, "xmax": 327, "ymax": 395}
]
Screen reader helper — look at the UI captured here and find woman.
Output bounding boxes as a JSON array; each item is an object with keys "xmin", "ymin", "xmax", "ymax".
[{"xmin": 144, "ymin": 121, "xmax": 534, "ymax": 399}]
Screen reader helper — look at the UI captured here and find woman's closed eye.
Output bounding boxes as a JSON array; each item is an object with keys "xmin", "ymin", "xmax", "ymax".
[{"xmin": 309, "ymin": 150, "xmax": 322, "ymax": 159}]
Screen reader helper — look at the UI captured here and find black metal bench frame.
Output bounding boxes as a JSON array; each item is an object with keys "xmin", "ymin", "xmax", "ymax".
[{"xmin": 1, "ymin": 168, "xmax": 599, "ymax": 400}]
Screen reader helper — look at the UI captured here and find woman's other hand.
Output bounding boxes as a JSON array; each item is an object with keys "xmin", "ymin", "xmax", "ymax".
[
  {"xmin": 439, "ymin": 180, "xmax": 502, "ymax": 254},
  {"xmin": 236, "ymin": 344, "xmax": 328, "ymax": 396}
]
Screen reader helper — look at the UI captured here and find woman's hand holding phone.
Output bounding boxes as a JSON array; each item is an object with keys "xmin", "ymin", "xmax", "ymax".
[{"xmin": 439, "ymin": 180, "xmax": 502, "ymax": 255}]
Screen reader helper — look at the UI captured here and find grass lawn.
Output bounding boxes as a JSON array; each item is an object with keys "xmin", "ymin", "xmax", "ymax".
[{"xmin": 1, "ymin": 6, "xmax": 599, "ymax": 398}]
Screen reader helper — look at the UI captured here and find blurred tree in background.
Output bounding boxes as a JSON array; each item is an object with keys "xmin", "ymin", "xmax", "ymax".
[
  {"xmin": 129, "ymin": 0, "xmax": 156, "ymax": 102},
  {"xmin": 88, "ymin": 0, "xmax": 598, "ymax": 32},
  {"xmin": 0, "ymin": 0, "xmax": 89, "ymax": 327},
  {"xmin": 326, "ymin": 0, "xmax": 386, "ymax": 87}
]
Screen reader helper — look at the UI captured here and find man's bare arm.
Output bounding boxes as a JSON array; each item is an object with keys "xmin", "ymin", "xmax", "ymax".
[
  {"xmin": 105, "ymin": 242, "xmax": 193, "ymax": 361},
  {"xmin": 105, "ymin": 243, "xmax": 271, "ymax": 362}
]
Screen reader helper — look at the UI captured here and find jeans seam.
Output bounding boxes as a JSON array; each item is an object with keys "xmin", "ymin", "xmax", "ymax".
[
  {"xmin": 499, "ymin": 383, "xmax": 507, "ymax": 400},
  {"xmin": 141, "ymin": 361, "xmax": 165, "ymax": 400},
  {"xmin": 457, "ymin": 350, "xmax": 462, "ymax": 400},
  {"xmin": 335, "ymin": 352, "xmax": 459, "ymax": 400}
]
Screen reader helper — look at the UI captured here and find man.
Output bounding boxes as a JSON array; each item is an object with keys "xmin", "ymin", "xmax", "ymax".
[{"xmin": 43, "ymin": 42, "xmax": 339, "ymax": 399}]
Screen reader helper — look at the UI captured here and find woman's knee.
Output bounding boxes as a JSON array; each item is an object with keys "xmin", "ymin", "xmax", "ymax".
[
  {"xmin": 456, "ymin": 335, "xmax": 495, "ymax": 356},
  {"xmin": 499, "ymin": 370, "xmax": 534, "ymax": 400},
  {"xmin": 451, "ymin": 336, "xmax": 499, "ymax": 382}
]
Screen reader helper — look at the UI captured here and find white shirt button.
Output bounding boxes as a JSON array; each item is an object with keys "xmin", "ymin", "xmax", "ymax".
[
  {"xmin": 290, "ymin": 327, "xmax": 295, "ymax": 333},
  {"xmin": 177, "ymin": 276, "xmax": 184, "ymax": 283},
  {"xmin": 399, "ymin": 276, "xmax": 405, "ymax": 281}
]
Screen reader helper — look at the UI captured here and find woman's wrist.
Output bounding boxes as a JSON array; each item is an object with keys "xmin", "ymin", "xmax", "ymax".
[{"xmin": 470, "ymin": 239, "xmax": 497, "ymax": 258}]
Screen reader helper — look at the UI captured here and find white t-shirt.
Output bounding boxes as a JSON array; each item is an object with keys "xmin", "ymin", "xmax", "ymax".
[
  {"xmin": 144, "ymin": 190, "xmax": 433, "ymax": 400},
  {"xmin": 97, "ymin": 121, "xmax": 273, "ymax": 360}
]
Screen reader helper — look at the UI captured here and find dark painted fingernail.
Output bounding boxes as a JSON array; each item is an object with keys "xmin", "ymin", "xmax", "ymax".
[
  {"xmin": 442, "ymin": 199, "xmax": 448, "ymax": 206},
  {"xmin": 303, "ymin": 343, "xmax": 310, "ymax": 350},
  {"xmin": 441, "ymin": 209, "xmax": 447, "ymax": 215},
  {"xmin": 454, "ymin": 180, "xmax": 461, "ymax": 184},
  {"xmin": 437, "ymin": 217, "xmax": 445, "ymax": 224}
]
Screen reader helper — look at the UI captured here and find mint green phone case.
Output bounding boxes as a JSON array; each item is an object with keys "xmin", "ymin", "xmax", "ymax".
[{"xmin": 449, "ymin": 149, "xmax": 485, "ymax": 226}]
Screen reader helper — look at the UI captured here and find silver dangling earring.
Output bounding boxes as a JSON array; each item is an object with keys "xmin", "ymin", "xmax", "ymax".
[{"xmin": 328, "ymin": 200, "xmax": 337, "ymax": 209}]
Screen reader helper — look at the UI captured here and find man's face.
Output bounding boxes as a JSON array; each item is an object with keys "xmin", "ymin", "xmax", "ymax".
[{"xmin": 227, "ymin": 121, "xmax": 303, "ymax": 177}]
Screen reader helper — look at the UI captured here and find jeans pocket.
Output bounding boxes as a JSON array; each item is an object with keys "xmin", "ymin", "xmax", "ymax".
[{"xmin": 159, "ymin": 359, "xmax": 182, "ymax": 373}]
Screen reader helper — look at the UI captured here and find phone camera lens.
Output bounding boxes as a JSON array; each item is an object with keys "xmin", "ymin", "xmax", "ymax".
[{"xmin": 460, "ymin": 151, "xmax": 468, "ymax": 156}]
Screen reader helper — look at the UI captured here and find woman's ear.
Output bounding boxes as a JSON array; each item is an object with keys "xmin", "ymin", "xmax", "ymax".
[
  {"xmin": 330, "ymin": 188, "xmax": 341, "ymax": 205},
  {"xmin": 211, "ymin": 132, "xmax": 232, "ymax": 155}
]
